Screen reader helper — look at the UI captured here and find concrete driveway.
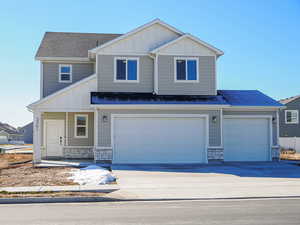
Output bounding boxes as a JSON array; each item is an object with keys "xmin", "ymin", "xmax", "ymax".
[{"xmin": 111, "ymin": 162, "xmax": 300, "ymax": 200}]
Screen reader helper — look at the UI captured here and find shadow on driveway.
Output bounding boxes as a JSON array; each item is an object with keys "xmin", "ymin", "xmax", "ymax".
[{"xmin": 112, "ymin": 161, "xmax": 300, "ymax": 178}]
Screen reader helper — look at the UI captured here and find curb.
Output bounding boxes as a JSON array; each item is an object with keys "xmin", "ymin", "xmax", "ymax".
[
  {"xmin": 0, "ymin": 185, "xmax": 119, "ymax": 193},
  {"xmin": 1, "ymin": 195, "xmax": 300, "ymax": 204},
  {"xmin": 0, "ymin": 196, "xmax": 120, "ymax": 204}
]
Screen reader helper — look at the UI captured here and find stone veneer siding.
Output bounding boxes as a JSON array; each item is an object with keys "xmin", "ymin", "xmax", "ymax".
[
  {"xmin": 207, "ymin": 148, "xmax": 224, "ymax": 162},
  {"xmin": 94, "ymin": 148, "xmax": 113, "ymax": 162},
  {"xmin": 63, "ymin": 147, "xmax": 93, "ymax": 159}
]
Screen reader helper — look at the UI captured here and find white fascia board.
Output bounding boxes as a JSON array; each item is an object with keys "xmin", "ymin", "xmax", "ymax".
[
  {"xmin": 90, "ymin": 104, "xmax": 230, "ymax": 110},
  {"xmin": 150, "ymin": 34, "xmax": 224, "ymax": 56},
  {"xmin": 36, "ymin": 57, "xmax": 92, "ymax": 62},
  {"xmin": 27, "ymin": 74, "xmax": 96, "ymax": 110},
  {"xmin": 89, "ymin": 18, "xmax": 184, "ymax": 55},
  {"xmin": 225, "ymin": 105, "xmax": 286, "ymax": 111},
  {"xmin": 33, "ymin": 108, "xmax": 94, "ymax": 112}
]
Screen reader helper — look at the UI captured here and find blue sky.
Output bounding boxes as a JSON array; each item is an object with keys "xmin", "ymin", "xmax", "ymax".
[{"xmin": 0, "ymin": 0, "xmax": 299, "ymax": 127}]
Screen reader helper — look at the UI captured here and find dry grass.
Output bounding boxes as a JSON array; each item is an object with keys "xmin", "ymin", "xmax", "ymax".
[
  {"xmin": 0, "ymin": 191, "xmax": 106, "ymax": 198},
  {"xmin": 0, "ymin": 153, "xmax": 32, "ymax": 167},
  {"xmin": 0, "ymin": 153, "xmax": 77, "ymax": 187},
  {"xmin": 280, "ymin": 149, "xmax": 300, "ymax": 161},
  {"xmin": 0, "ymin": 163, "xmax": 76, "ymax": 187}
]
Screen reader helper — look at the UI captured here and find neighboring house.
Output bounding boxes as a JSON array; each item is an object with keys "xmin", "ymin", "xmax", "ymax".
[
  {"xmin": 279, "ymin": 95, "xmax": 300, "ymax": 152},
  {"xmin": 0, "ymin": 122, "xmax": 23, "ymax": 144},
  {"xmin": 28, "ymin": 19, "xmax": 284, "ymax": 164},
  {"xmin": 19, "ymin": 122, "xmax": 33, "ymax": 144}
]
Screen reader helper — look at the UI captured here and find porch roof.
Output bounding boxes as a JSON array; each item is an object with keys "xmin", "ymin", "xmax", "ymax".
[
  {"xmin": 91, "ymin": 90, "xmax": 284, "ymax": 107},
  {"xmin": 91, "ymin": 92, "xmax": 228, "ymax": 105}
]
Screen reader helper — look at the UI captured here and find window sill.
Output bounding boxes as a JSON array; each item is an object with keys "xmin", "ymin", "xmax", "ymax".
[
  {"xmin": 74, "ymin": 136, "xmax": 88, "ymax": 139},
  {"xmin": 174, "ymin": 80, "xmax": 199, "ymax": 83},
  {"xmin": 113, "ymin": 80, "xmax": 139, "ymax": 83},
  {"xmin": 59, "ymin": 80, "xmax": 72, "ymax": 83}
]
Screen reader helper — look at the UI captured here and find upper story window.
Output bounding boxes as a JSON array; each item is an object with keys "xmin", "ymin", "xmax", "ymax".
[
  {"xmin": 174, "ymin": 57, "xmax": 199, "ymax": 82},
  {"xmin": 74, "ymin": 114, "xmax": 88, "ymax": 138},
  {"xmin": 285, "ymin": 110, "xmax": 299, "ymax": 124},
  {"xmin": 114, "ymin": 57, "xmax": 139, "ymax": 82},
  {"xmin": 59, "ymin": 64, "xmax": 72, "ymax": 83}
]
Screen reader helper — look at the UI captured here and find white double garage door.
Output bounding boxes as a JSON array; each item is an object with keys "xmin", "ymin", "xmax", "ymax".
[{"xmin": 112, "ymin": 114, "xmax": 272, "ymax": 164}]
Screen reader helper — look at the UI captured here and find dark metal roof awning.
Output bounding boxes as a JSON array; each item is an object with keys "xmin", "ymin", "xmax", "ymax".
[{"xmin": 91, "ymin": 92, "xmax": 228, "ymax": 105}]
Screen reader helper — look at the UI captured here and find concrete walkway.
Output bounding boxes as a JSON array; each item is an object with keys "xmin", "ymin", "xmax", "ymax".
[
  {"xmin": 111, "ymin": 162, "xmax": 300, "ymax": 200},
  {"xmin": 35, "ymin": 160, "xmax": 111, "ymax": 168}
]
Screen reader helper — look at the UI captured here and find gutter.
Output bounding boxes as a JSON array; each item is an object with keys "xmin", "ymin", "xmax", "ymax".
[{"xmin": 90, "ymin": 104, "xmax": 231, "ymax": 109}]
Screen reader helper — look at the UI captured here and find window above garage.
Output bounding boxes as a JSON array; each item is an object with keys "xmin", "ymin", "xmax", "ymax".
[
  {"xmin": 114, "ymin": 57, "xmax": 139, "ymax": 82},
  {"xmin": 174, "ymin": 57, "xmax": 198, "ymax": 82}
]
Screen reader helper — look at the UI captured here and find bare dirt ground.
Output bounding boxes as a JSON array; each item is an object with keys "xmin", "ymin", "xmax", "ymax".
[
  {"xmin": 0, "ymin": 153, "xmax": 32, "ymax": 166},
  {"xmin": 0, "ymin": 153, "xmax": 76, "ymax": 187},
  {"xmin": 0, "ymin": 163, "xmax": 76, "ymax": 187}
]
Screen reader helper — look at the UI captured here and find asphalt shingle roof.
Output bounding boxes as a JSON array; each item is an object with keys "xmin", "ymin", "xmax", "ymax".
[
  {"xmin": 218, "ymin": 90, "xmax": 283, "ymax": 107},
  {"xmin": 0, "ymin": 122, "xmax": 21, "ymax": 135},
  {"xmin": 279, "ymin": 95, "xmax": 300, "ymax": 105},
  {"xmin": 35, "ymin": 32, "xmax": 122, "ymax": 58}
]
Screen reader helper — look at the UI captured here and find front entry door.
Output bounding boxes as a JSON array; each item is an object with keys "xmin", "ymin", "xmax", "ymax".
[{"xmin": 45, "ymin": 120, "xmax": 65, "ymax": 157}]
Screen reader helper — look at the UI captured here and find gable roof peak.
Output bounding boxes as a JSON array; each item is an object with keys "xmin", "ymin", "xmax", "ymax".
[
  {"xmin": 89, "ymin": 18, "xmax": 184, "ymax": 55},
  {"xmin": 150, "ymin": 32, "xmax": 224, "ymax": 56}
]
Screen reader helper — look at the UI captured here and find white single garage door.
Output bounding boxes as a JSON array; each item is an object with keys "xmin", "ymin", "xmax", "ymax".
[
  {"xmin": 112, "ymin": 115, "xmax": 207, "ymax": 164},
  {"xmin": 223, "ymin": 117, "xmax": 271, "ymax": 161}
]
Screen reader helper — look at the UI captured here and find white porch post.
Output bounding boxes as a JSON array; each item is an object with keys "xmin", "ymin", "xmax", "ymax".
[
  {"xmin": 94, "ymin": 109, "xmax": 99, "ymax": 161},
  {"xmin": 33, "ymin": 110, "xmax": 42, "ymax": 163},
  {"xmin": 94, "ymin": 109, "xmax": 99, "ymax": 147}
]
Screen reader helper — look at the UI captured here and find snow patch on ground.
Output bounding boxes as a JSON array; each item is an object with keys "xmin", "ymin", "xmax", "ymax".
[{"xmin": 69, "ymin": 165, "xmax": 116, "ymax": 185}]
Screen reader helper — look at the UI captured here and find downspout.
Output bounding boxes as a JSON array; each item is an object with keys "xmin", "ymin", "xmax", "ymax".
[{"xmin": 148, "ymin": 53, "xmax": 158, "ymax": 94}]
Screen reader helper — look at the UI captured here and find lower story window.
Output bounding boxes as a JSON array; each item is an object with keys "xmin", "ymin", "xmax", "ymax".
[{"xmin": 74, "ymin": 114, "xmax": 88, "ymax": 138}]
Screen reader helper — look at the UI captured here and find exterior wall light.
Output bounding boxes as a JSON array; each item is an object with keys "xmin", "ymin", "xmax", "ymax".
[
  {"xmin": 102, "ymin": 115, "xmax": 108, "ymax": 123},
  {"xmin": 212, "ymin": 116, "xmax": 217, "ymax": 123},
  {"xmin": 272, "ymin": 117, "xmax": 276, "ymax": 124}
]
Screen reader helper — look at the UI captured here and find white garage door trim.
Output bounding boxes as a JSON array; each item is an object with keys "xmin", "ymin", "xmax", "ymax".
[
  {"xmin": 223, "ymin": 115, "xmax": 273, "ymax": 161},
  {"xmin": 111, "ymin": 114, "xmax": 209, "ymax": 163}
]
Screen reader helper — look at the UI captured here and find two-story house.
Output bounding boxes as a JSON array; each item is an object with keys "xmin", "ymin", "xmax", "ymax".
[
  {"xmin": 278, "ymin": 95, "xmax": 300, "ymax": 152},
  {"xmin": 28, "ymin": 19, "xmax": 283, "ymax": 164}
]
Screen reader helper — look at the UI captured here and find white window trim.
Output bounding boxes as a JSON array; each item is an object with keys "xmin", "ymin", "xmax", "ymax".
[
  {"xmin": 114, "ymin": 57, "xmax": 139, "ymax": 83},
  {"xmin": 174, "ymin": 57, "xmax": 199, "ymax": 83},
  {"xmin": 74, "ymin": 114, "xmax": 88, "ymax": 138},
  {"xmin": 59, "ymin": 64, "xmax": 72, "ymax": 83},
  {"xmin": 285, "ymin": 110, "xmax": 299, "ymax": 124}
]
